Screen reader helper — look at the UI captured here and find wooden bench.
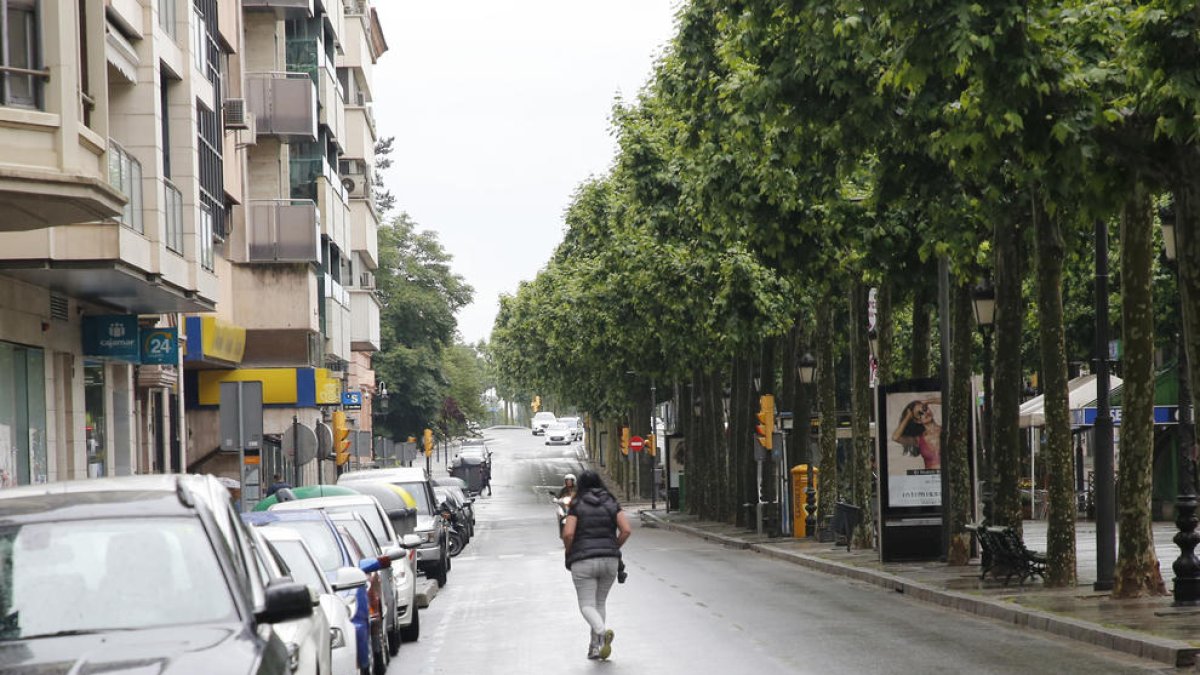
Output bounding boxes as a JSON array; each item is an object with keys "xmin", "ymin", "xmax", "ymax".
[{"xmin": 965, "ymin": 522, "xmax": 1047, "ymax": 586}]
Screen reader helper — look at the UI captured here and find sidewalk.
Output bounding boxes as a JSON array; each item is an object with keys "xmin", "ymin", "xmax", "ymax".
[{"xmin": 638, "ymin": 509, "xmax": 1200, "ymax": 669}]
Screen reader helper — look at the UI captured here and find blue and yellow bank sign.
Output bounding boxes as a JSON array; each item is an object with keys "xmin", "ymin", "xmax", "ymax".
[
  {"xmin": 196, "ymin": 367, "xmax": 341, "ymax": 407},
  {"xmin": 184, "ymin": 316, "xmax": 246, "ymax": 365}
]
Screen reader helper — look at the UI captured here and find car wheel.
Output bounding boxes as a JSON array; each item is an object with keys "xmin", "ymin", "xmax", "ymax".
[
  {"xmin": 434, "ymin": 554, "xmax": 448, "ymax": 587},
  {"xmin": 400, "ymin": 605, "xmax": 420, "ymax": 642},
  {"xmin": 387, "ymin": 624, "xmax": 401, "ymax": 656},
  {"xmin": 448, "ymin": 531, "xmax": 465, "ymax": 557},
  {"xmin": 373, "ymin": 632, "xmax": 389, "ymax": 675}
]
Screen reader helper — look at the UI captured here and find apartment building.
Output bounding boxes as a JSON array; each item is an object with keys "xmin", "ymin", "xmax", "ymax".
[
  {"xmin": 186, "ymin": 0, "xmax": 388, "ymax": 484},
  {"xmin": 0, "ymin": 0, "xmax": 385, "ymax": 490}
]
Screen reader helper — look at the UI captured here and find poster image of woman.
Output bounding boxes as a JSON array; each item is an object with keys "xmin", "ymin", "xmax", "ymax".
[{"xmin": 891, "ymin": 398, "xmax": 942, "ymax": 470}]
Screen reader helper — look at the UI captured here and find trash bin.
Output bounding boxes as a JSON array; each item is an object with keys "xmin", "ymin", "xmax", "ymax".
[
  {"xmin": 831, "ymin": 501, "xmax": 862, "ymax": 552},
  {"xmin": 790, "ymin": 464, "xmax": 820, "ymax": 538}
]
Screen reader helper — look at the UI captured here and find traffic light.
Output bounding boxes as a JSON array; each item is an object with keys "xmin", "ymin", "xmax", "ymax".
[
  {"xmin": 755, "ymin": 394, "xmax": 775, "ymax": 451},
  {"xmin": 620, "ymin": 426, "xmax": 630, "ymax": 455},
  {"xmin": 646, "ymin": 433, "xmax": 656, "ymax": 457},
  {"xmin": 333, "ymin": 410, "xmax": 351, "ymax": 466},
  {"xmin": 423, "ymin": 428, "xmax": 434, "ymax": 457},
  {"xmin": 532, "ymin": 395, "xmax": 541, "ymax": 413}
]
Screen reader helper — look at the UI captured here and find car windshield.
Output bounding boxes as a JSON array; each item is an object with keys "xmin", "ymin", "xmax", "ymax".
[
  {"xmin": 391, "ymin": 482, "xmax": 433, "ymax": 515},
  {"xmin": 270, "ymin": 540, "xmax": 328, "ymax": 594},
  {"xmin": 0, "ymin": 518, "xmax": 236, "ymax": 640},
  {"xmin": 258, "ymin": 520, "xmax": 341, "ymax": 573},
  {"xmin": 546, "ymin": 424, "xmax": 567, "ymax": 431},
  {"xmin": 337, "ymin": 520, "xmax": 378, "ymax": 558},
  {"xmin": 319, "ymin": 504, "xmax": 389, "ymax": 548}
]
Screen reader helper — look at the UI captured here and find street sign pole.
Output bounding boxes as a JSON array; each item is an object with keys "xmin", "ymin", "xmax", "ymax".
[{"xmin": 292, "ymin": 416, "xmax": 301, "ymax": 488}]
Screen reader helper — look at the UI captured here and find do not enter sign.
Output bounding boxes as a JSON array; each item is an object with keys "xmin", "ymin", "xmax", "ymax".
[{"xmin": 629, "ymin": 435, "xmax": 644, "ymax": 452}]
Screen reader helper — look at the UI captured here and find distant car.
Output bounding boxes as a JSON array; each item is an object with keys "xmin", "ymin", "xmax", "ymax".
[
  {"xmin": 258, "ymin": 526, "xmax": 358, "ymax": 675},
  {"xmin": 544, "ymin": 422, "xmax": 572, "ymax": 446},
  {"xmin": 557, "ymin": 416, "xmax": 584, "ymax": 441},
  {"xmin": 531, "ymin": 411, "xmax": 557, "ymax": 435},
  {"xmin": 0, "ymin": 475, "xmax": 313, "ymax": 674}
]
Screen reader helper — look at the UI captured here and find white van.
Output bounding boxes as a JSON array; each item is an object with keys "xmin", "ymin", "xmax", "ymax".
[{"xmin": 531, "ymin": 412, "xmax": 557, "ymax": 435}]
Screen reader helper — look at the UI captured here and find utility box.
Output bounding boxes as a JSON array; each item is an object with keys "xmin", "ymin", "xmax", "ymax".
[{"xmin": 791, "ymin": 464, "xmax": 820, "ymax": 538}]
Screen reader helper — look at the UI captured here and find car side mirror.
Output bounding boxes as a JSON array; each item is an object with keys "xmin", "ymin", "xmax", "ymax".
[
  {"xmin": 382, "ymin": 546, "xmax": 404, "ymax": 560},
  {"xmin": 401, "ymin": 533, "xmax": 422, "ymax": 549},
  {"xmin": 332, "ymin": 566, "xmax": 369, "ymax": 591},
  {"xmin": 256, "ymin": 579, "xmax": 315, "ymax": 624}
]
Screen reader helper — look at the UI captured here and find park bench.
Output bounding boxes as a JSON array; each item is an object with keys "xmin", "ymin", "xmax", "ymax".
[{"xmin": 965, "ymin": 522, "xmax": 1047, "ymax": 586}]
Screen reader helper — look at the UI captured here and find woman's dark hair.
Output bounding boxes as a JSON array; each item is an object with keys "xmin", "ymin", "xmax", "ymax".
[
  {"xmin": 576, "ymin": 470, "xmax": 606, "ymax": 494},
  {"xmin": 899, "ymin": 400, "xmax": 926, "ymax": 438}
]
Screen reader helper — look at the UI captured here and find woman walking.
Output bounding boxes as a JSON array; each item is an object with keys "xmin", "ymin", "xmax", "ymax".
[{"xmin": 562, "ymin": 470, "xmax": 632, "ymax": 660}]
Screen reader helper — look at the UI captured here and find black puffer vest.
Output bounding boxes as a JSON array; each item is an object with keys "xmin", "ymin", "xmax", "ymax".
[{"xmin": 566, "ymin": 488, "xmax": 621, "ymax": 569}]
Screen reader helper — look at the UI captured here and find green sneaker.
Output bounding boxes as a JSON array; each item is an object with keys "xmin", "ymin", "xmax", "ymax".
[{"xmin": 598, "ymin": 629, "xmax": 614, "ymax": 660}]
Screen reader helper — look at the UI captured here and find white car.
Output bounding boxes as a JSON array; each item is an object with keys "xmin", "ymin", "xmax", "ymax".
[
  {"xmin": 260, "ymin": 527, "xmax": 358, "ymax": 675},
  {"xmin": 544, "ymin": 422, "xmax": 572, "ymax": 446},
  {"xmin": 271, "ymin": 495, "xmax": 417, "ymax": 649},
  {"xmin": 531, "ymin": 411, "xmax": 557, "ymax": 435},
  {"xmin": 247, "ymin": 526, "xmax": 331, "ymax": 675},
  {"xmin": 557, "ymin": 416, "xmax": 584, "ymax": 441}
]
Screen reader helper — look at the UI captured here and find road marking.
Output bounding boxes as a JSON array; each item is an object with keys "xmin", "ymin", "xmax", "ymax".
[{"xmin": 498, "ymin": 553, "xmax": 524, "ymax": 560}]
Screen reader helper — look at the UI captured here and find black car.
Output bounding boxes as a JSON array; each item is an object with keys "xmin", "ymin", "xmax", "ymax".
[{"xmin": 0, "ymin": 475, "xmax": 314, "ymax": 674}]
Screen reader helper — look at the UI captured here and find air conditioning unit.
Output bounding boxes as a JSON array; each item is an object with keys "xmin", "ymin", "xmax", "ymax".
[
  {"xmin": 343, "ymin": 175, "xmax": 371, "ymax": 199},
  {"xmin": 223, "ymin": 98, "xmax": 249, "ymax": 130},
  {"xmin": 359, "ymin": 272, "xmax": 375, "ymax": 289}
]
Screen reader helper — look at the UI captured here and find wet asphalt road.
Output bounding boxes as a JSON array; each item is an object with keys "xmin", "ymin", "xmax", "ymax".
[{"xmin": 390, "ymin": 427, "xmax": 1171, "ymax": 675}]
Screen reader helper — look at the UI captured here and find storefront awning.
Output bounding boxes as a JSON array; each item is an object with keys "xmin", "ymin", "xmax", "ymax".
[{"xmin": 1018, "ymin": 374, "xmax": 1123, "ymax": 428}]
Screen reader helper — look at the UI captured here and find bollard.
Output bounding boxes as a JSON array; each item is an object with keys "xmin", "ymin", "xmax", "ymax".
[{"xmin": 791, "ymin": 464, "xmax": 820, "ymax": 538}]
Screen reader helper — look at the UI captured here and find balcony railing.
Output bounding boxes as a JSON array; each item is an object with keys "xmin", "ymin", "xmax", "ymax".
[
  {"xmin": 242, "ymin": 0, "xmax": 314, "ymax": 16},
  {"xmin": 247, "ymin": 199, "xmax": 320, "ymax": 263},
  {"xmin": 245, "ymin": 72, "xmax": 317, "ymax": 140},
  {"xmin": 108, "ymin": 141, "xmax": 143, "ymax": 233}
]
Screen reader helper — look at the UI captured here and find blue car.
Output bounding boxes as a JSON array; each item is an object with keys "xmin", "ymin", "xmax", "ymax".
[{"xmin": 243, "ymin": 510, "xmax": 383, "ymax": 674}]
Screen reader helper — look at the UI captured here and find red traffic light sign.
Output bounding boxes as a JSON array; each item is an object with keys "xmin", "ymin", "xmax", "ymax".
[{"xmin": 629, "ymin": 435, "xmax": 644, "ymax": 452}]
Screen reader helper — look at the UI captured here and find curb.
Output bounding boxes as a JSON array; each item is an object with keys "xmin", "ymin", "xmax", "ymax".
[{"xmin": 641, "ymin": 511, "xmax": 1198, "ymax": 668}]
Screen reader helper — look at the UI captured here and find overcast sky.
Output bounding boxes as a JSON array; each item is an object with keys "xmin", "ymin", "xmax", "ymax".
[{"xmin": 371, "ymin": 2, "xmax": 680, "ymax": 344}]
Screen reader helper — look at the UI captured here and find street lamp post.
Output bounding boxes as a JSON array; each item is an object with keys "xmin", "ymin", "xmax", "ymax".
[
  {"xmin": 1162, "ymin": 208, "xmax": 1200, "ymax": 605},
  {"xmin": 972, "ymin": 280, "xmax": 996, "ymax": 523},
  {"xmin": 1094, "ymin": 218, "xmax": 1117, "ymax": 592},
  {"xmin": 798, "ymin": 352, "xmax": 818, "ymax": 537}
]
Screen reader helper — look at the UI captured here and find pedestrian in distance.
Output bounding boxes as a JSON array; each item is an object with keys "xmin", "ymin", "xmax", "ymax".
[
  {"xmin": 265, "ymin": 473, "xmax": 292, "ymax": 497},
  {"xmin": 561, "ymin": 470, "xmax": 632, "ymax": 660}
]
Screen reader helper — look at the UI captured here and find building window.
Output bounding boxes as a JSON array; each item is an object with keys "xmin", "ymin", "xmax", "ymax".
[
  {"xmin": 199, "ymin": 204, "xmax": 214, "ymax": 270},
  {"xmin": 1, "ymin": 0, "xmax": 43, "ymax": 110},
  {"xmin": 160, "ymin": 68, "xmax": 171, "ymax": 178},
  {"xmin": 158, "ymin": 0, "xmax": 175, "ymax": 39},
  {"xmin": 163, "ymin": 179, "xmax": 183, "ymax": 254},
  {"xmin": 196, "ymin": 102, "xmax": 225, "ymax": 240},
  {"xmin": 190, "ymin": 6, "xmax": 204, "ymax": 72},
  {"xmin": 0, "ymin": 342, "xmax": 46, "ymax": 488},
  {"xmin": 108, "ymin": 142, "xmax": 143, "ymax": 233}
]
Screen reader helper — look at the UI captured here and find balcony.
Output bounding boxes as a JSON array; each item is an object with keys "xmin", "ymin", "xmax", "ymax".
[
  {"xmin": 246, "ymin": 199, "xmax": 320, "ymax": 263},
  {"xmin": 350, "ymin": 287, "xmax": 381, "ymax": 352},
  {"xmin": 245, "ymin": 72, "xmax": 317, "ymax": 140},
  {"xmin": 242, "ymin": 0, "xmax": 314, "ymax": 17}
]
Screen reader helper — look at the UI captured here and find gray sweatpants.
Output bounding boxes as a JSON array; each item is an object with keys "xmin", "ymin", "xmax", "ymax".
[{"xmin": 570, "ymin": 557, "xmax": 619, "ymax": 637}]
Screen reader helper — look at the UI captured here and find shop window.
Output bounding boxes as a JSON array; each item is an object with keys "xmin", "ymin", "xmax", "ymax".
[
  {"xmin": 84, "ymin": 363, "xmax": 106, "ymax": 478},
  {"xmin": 2, "ymin": 0, "xmax": 43, "ymax": 110},
  {"xmin": 0, "ymin": 342, "xmax": 46, "ymax": 487}
]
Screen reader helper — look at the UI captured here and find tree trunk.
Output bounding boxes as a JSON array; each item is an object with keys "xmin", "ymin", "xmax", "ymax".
[
  {"xmin": 817, "ymin": 295, "xmax": 840, "ymax": 527},
  {"xmin": 878, "ymin": 283, "xmax": 894, "ymax": 386},
  {"xmin": 1114, "ymin": 186, "xmax": 1167, "ymax": 598},
  {"xmin": 732, "ymin": 356, "xmax": 751, "ymax": 526},
  {"xmin": 993, "ymin": 212, "xmax": 1026, "ymax": 533},
  {"xmin": 946, "ymin": 281, "xmax": 973, "ymax": 565},
  {"xmin": 912, "ymin": 277, "xmax": 933, "ymax": 379},
  {"xmin": 849, "ymin": 283, "xmax": 875, "ymax": 548},
  {"xmin": 1034, "ymin": 202, "xmax": 1078, "ymax": 587}
]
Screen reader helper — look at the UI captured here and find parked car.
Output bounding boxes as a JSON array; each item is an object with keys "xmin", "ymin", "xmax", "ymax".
[
  {"xmin": 269, "ymin": 495, "xmax": 413, "ymax": 655},
  {"xmin": 243, "ymin": 509, "xmax": 378, "ymax": 675},
  {"xmin": 338, "ymin": 468, "xmax": 451, "ymax": 588},
  {"xmin": 543, "ymin": 422, "xmax": 572, "ymax": 446},
  {"xmin": 0, "ymin": 475, "xmax": 312, "ymax": 674},
  {"xmin": 247, "ymin": 525, "xmax": 332, "ymax": 675},
  {"xmin": 333, "ymin": 524, "xmax": 390, "ymax": 675},
  {"xmin": 258, "ymin": 526, "xmax": 358, "ymax": 675},
  {"xmin": 557, "ymin": 416, "xmax": 584, "ymax": 441},
  {"xmin": 531, "ymin": 411, "xmax": 557, "ymax": 435}
]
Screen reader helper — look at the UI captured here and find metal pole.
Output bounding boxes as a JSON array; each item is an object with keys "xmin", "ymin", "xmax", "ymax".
[
  {"xmin": 292, "ymin": 415, "xmax": 301, "ymax": 488},
  {"xmin": 981, "ymin": 328, "xmax": 994, "ymax": 522},
  {"xmin": 651, "ymin": 378, "xmax": 657, "ymax": 510},
  {"xmin": 1094, "ymin": 218, "xmax": 1116, "ymax": 592},
  {"xmin": 756, "ymin": 458, "xmax": 764, "ymax": 536},
  {"xmin": 1173, "ymin": 282, "xmax": 1200, "ymax": 604}
]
